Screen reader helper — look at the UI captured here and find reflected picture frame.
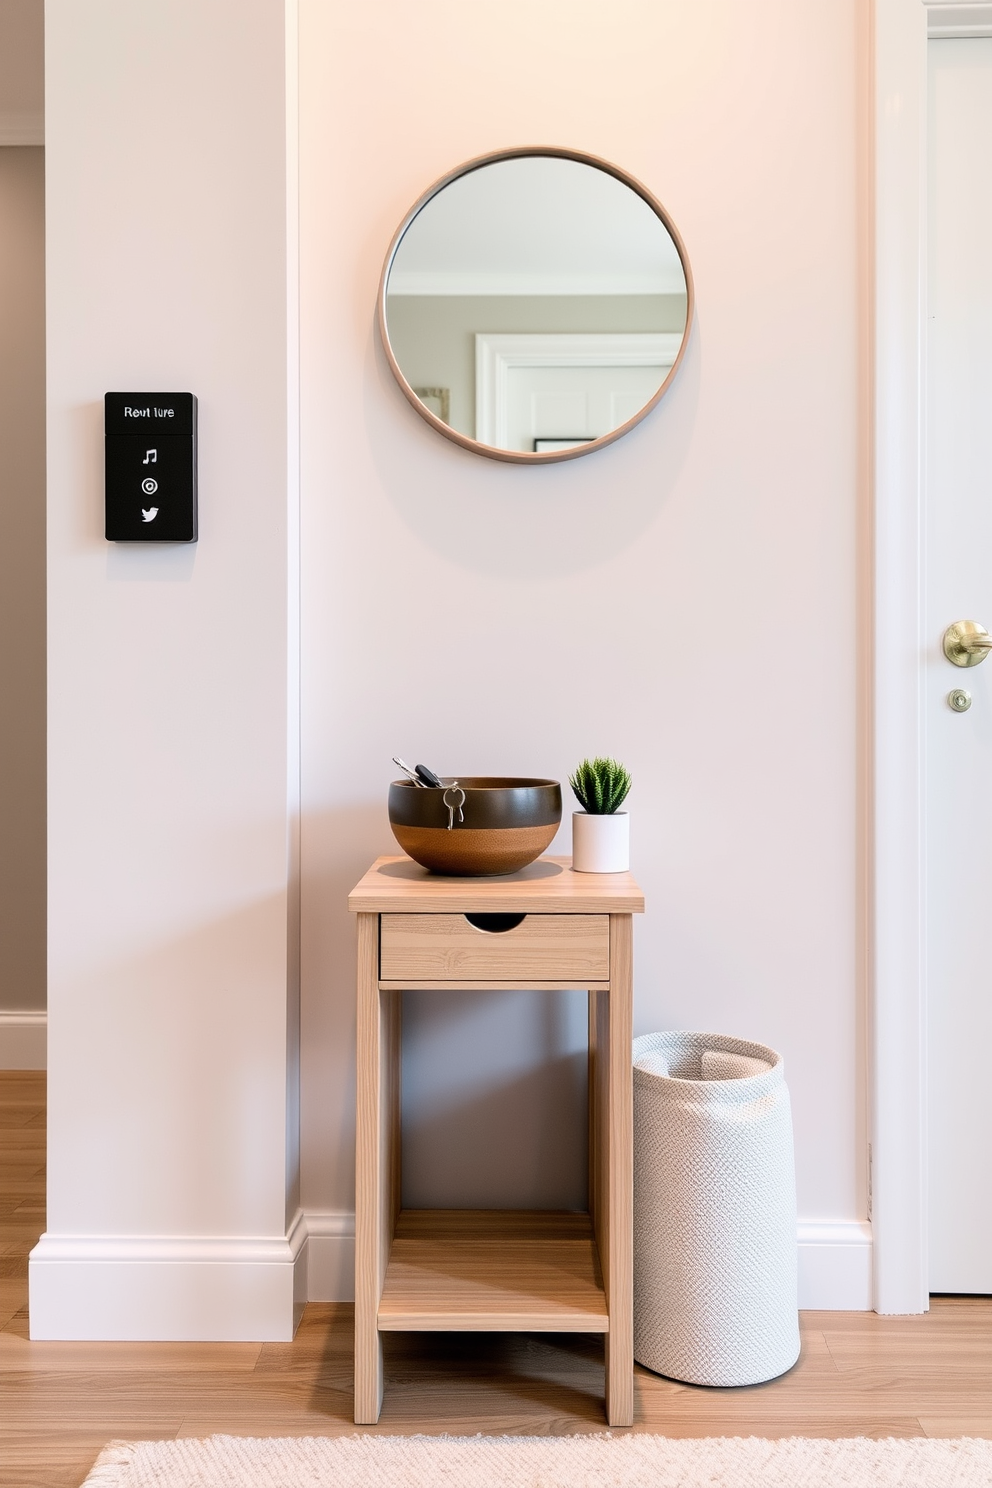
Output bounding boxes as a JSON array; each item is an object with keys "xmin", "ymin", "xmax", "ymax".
[{"xmin": 412, "ymin": 386, "xmax": 451, "ymax": 425}]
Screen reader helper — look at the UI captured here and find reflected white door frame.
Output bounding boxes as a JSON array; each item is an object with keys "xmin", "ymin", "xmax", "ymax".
[{"xmin": 474, "ymin": 332, "xmax": 682, "ymax": 448}]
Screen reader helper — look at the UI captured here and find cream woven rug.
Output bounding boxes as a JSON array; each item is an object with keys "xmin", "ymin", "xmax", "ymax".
[{"xmin": 80, "ymin": 1433, "xmax": 992, "ymax": 1487}]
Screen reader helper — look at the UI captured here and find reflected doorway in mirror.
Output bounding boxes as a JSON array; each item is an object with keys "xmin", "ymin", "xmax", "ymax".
[{"xmin": 475, "ymin": 331, "xmax": 682, "ymax": 454}]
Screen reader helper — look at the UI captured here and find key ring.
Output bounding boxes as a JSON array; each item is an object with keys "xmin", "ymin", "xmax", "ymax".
[{"xmin": 443, "ymin": 784, "xmax": 466, "ymax": 831}]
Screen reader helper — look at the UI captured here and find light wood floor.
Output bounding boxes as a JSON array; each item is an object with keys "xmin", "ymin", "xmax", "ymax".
[{"xmin": 3, "ymin": 1071, "xmax": 991, "ymax": 1488}]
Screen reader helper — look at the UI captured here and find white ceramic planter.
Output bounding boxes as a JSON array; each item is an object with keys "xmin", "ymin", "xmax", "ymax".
[{"xmin": 571, "ymin": 811, "xmax": 629, "ymax": 873}]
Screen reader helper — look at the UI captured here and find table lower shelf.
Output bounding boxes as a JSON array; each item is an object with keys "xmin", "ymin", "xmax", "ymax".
[{"xmin": 377, "ymin": 1210, "xmax": 609, "ymax": 1333}]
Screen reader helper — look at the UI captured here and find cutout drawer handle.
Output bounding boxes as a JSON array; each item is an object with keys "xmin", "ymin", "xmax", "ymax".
[{"xmin": 464, "ymin": 912, "xmax": 526, "ymax": 934}]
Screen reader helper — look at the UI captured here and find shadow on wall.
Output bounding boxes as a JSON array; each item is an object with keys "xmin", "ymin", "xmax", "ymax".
[
  {"xmin": 301, "ymin": 802, "xmax": 394, "ymax": 1208},
  {"xmin": 363, "ymin": 312, "xmax": 702, "ymax": 581},
  {"xmin": 402, "ymin": 989, "xmax": 588, "ymax": 1211}
]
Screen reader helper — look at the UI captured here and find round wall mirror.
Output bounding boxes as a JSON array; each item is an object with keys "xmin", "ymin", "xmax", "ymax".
[{"xmin": 378, "ymin": 148, "xmax": 694, "ymax": 463}]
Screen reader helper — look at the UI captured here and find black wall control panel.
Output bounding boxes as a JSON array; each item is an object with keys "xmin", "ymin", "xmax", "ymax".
[{"xmin": 105, "ymin": 393, "xmax": 197, "ymax": 542}]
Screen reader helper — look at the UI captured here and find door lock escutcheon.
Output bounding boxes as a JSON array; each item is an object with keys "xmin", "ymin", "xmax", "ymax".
[{"xmin": 943, "ymin": 620, "xmax": 992, "ymax": 667}]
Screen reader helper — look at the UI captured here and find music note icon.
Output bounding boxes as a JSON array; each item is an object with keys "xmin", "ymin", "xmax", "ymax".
[{"xmin": 142, "ymin": 449, "xmax": 157, "ymax": 465}]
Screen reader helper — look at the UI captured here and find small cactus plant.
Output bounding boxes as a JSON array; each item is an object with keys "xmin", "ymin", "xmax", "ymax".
[{"xmin": 569, "ymin": 757, "xmax": 631, "ymax": 815}]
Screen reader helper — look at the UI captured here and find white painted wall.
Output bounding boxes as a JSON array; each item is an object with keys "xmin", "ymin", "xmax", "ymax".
[
  {"xmin": 299, "ymin": 0, "xmax": 869, "ymax": 1305},
  {"xmin": 32, "ymin": 0, "xmax": 302, "ymax": 1340},
  {"xmin": 0, "ymin": 147, "xmax": 46, "ymax": 1039},
  {"xmin": 30, "ymin": 0, "xmax": 871, "ymax": 1333}
]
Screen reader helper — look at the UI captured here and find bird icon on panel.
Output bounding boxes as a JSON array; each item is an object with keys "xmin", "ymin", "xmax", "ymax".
[{"xmin": 141, "ymin": 507, "xmax": 159, "ymax": 523}]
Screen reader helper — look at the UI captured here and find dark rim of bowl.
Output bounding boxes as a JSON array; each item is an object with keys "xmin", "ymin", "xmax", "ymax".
[
  {"xmin": 391, "ymin": 777, "xmax": 558, "ymax": 790},
  {"xmin": 388, "ymin": 778, "xmax": 561, "ymax": 830}
]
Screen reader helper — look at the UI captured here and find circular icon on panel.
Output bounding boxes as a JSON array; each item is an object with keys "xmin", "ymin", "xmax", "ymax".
[
  {"xmin": 948, "ymin": 688, "xmax": 972, "ymax": 713},
  {"xmin": 141, "ymin": 477, "xmax": 158, "ymax": 496}
]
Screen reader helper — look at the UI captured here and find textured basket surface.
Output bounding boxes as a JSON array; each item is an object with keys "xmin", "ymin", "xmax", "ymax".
[{"xmin": 633, "ymin": 1030, "xmax": 800, "ymax": 1387}]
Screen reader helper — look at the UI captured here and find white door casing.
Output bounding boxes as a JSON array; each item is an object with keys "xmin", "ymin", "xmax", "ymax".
[
  {"xmin": 873, "ymin": 0, "xmax": 992, "ymax": 1314},
  {"xmin": 475, "ymin": 332, "xmax": 683, "ymax": 450}
]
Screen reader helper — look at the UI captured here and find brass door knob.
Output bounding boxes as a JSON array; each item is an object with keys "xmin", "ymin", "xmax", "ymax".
[{"xmin": 943, "ymin": 620, "xmax": 992, "ymax": 667}]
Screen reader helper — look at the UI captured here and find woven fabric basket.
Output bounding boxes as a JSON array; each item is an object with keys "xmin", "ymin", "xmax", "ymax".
[{"xmin": 632, "ymin": 1030, "xmax": 800, "ymax": 1387}]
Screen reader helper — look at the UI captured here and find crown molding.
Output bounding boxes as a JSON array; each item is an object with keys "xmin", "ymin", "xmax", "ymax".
[{"xmin": 925, "ymin": 1, "xmax": 992, "ymax": 36}]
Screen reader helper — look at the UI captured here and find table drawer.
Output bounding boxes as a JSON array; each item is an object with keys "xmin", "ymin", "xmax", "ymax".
[{"xmin": 380, "ymin": 913, "xmax": 610, "ymax": 982}]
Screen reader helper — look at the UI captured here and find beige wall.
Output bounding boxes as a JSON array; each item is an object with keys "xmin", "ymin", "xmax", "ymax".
[
  {"xmin": 385, "ymin": 293, "xmax": 687, "ymax": 436},
  {"xmin": 0, "ymin": 147, "xmax": 45, "ymax": 1014},
  {"xmin": 0, "ymin": 2, "xmax": 44, "ymax": 142},
  {"xmin": 299, "ymin": 0, "xmax": 867, "ymax": 1252}
]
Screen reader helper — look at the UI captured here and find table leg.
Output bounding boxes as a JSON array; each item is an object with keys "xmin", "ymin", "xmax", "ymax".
[
  {"xmin": 605, "ymin": 913, "xmax": 634, "ymax": 1427},
  {"xmin": 588, "ymin": 987, "xmax": 607, "ymax": 1299},
  {"xmin": 354, "ymin": 914, "xmax": 401, "ymax": 1423}
]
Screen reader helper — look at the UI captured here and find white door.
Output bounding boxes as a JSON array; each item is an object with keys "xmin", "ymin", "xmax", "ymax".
[
  {"xmin": 474, "ymin": 332, "xmax": 683, "ymax": 451},
  {"xmin": 504, "ymin": 362, "xmax": 668, "ymax": 453},
  {"xmin": 926, "ymin": 36, "xmax": 992, "ymax": 1293}
]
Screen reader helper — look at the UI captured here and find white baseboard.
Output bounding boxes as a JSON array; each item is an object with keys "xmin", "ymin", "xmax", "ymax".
[
  {"xmin": 798, "ymin": 1221, "xmax": 873, "ymax": 1310},
  {"xmin": 0, "ymin": 111, "xmax": 44, "ymax": 145},
  {"xmin": 25, "ymin": 1209, "xmax": 874, "ymax": 1332},
  {"xmin": 305, "ymin": 1209, "xmax": 355, "ymax": 1302},
  {"xmin": 0, "ymin": 1010, "xmax": 46, "ymax": 1069},
  {"xmin": 301, "ymin": 1212, "xmax": 873, "ymax": 1310},
  {"xmin": 29, "ymin": 1209, "xmax": 307, "ymax": 1340}
]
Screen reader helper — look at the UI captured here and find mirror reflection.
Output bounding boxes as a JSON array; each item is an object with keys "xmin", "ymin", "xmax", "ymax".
[{"xmin": 379, "ymin": 151, "xmax": 692, "ymax": 462}]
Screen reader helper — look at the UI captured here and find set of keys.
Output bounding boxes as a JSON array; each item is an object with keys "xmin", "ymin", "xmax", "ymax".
[
  {"xmin": 442, "ymin": 785, "xmax": 466, "ymax": 831},
  {"xmin": 393, "ymin": 757, "xmax": 466, "ymax": 830}
]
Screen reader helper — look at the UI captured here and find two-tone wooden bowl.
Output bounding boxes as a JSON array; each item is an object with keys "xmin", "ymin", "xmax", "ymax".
[{"xmin": 388, "ymin": 777, "xmax": 562, "ymax": 876}]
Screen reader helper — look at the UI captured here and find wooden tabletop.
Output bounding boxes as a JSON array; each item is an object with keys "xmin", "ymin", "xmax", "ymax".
[{"xmin": 348, "ymin": 856, "xmax": 644, "ymax": 915}]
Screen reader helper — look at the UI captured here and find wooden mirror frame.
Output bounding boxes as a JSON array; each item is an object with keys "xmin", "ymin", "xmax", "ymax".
[{"xmin": 377, "ymin": 146, "xmax": 695, "ymax": 465}]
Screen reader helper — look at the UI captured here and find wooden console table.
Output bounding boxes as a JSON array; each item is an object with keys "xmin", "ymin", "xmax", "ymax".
[{"xmin": 348, "ymin": 855, "xmax": 644, "ymax": 1426}]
